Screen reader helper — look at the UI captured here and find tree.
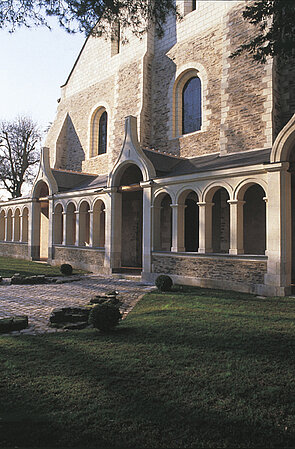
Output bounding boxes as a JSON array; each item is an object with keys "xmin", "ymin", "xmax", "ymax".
[
  {"xmin": 0, "ymin": 0, "xmax": 177, "ymax": 38},
  {"xmin": 231, "ymin": 0, "xmax": 295, "ymax": 63},
  {"xmin": 0, "ymin": 116, "xmax": 41, "ymax": 198}
]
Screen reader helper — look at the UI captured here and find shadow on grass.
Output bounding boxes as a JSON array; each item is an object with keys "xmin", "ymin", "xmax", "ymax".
[{"xmin": 1, "ymin": 320, "xmax": 295, "ymax": 449}]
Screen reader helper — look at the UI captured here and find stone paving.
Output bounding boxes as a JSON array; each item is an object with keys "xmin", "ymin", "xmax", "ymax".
[{"xmin": 0, "ymin": 275, "xmax": 155, "ymax": 336}]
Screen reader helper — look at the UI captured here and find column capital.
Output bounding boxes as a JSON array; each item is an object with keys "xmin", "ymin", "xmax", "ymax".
[
  {"xmin": 227, "ymin": 200, "xmax": 245, "ymax": 206},
  {"xmin": 197, "ymin": 201, "xmax": 214, "ymax": 207}
]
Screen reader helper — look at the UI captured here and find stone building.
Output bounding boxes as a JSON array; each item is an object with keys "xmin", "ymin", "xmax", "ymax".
[{"xmin": 1, "ymin": 0, "xmax": 295, "ymax": 296}]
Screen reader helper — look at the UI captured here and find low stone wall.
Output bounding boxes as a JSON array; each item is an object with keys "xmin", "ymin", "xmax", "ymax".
[
  {"xmin": 151, "ymin": 253, "xmax": 267, "ymax": 294},
  {"xmin": 52, "ymin": 246, "xmax": 107, "ymax": 274},
  {"xmin": 0, "ymin": 242, "xmax": 29, "ymax": 259}
]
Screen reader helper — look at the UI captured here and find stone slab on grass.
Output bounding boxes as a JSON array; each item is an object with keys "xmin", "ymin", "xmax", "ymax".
[{"xmin": 0, "ymin": 315, "xmax": 28, "ymax": 333}]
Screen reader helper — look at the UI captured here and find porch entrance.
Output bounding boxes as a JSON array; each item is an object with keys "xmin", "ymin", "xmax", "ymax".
[{"xmin": 119, "ymin": 165, "xmax": 143, "ymax": 270}]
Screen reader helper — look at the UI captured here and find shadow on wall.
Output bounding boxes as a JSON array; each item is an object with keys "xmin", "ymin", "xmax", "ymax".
[{"xmin": 55, "ymin": 113, "xmax": 84, "ymax": 171}]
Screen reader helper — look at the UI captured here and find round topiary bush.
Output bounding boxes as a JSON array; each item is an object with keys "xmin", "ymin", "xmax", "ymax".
[
  {"xmin": 60, "ymin": 264, "xmax": 73, "ymax": 276},
  {"xmin": 155, "ymin": 275, "xmax": 173, "ymax": 292},
  {"xmin": 88, "ymin": 303, "xmax": 122, "ymax": 332}
]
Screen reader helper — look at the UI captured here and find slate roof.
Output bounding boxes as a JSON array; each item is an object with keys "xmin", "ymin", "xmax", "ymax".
[
  {"xmin": 51, "ymin": 148, "xmax": 271, "ymax": 193},
  {"xmin": 52, "ymin": 169, "xmax": 107, "ymax": 193},
  {"xmin": 143, "ymin": 148, "xmax": 271, "ymax": 178}
]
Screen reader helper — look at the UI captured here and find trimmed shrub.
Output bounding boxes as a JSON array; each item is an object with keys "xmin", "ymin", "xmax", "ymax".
[
  {"xmin": 89, "ymin": 303, "xmax": 122, "ymax": 332},
  {"xmin": 155, "ymin": 275, "xmax": 173, "ymax": 292},
  {"xmin": 60, "ymin": 264, "xmax": 73, "ymax": 276}
]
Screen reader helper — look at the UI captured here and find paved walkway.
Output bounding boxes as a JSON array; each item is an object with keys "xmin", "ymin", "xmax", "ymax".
[{"xmin": 0, "ymin": 275, "xmax": 155, "ymax": 336}]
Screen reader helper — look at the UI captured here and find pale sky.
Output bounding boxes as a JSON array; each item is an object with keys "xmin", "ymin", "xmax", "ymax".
[{"xmin": 0, "ymin": 19, "xmax": 85, "ymax": 132}]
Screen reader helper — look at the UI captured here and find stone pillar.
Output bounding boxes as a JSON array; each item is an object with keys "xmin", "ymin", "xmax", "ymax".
[
  {"xmin": 48, "ymin": 198, "xmax": 54, "ymax": 260},
  {"xmin": 75, "ymin": 211, "xmax": 80, "ymax": 247},
  {"xmin": 263, "ymin": 197, "xmax": 268, "ymax": 253},
  {"xmin": 151, "ymin": 205, "xmax": 161, "ymax": 251},
  {"xmin": 198, "ymin": 202, "xmax": 213, "ymax": 253},
  {"xmin": 4, "ymin": 215, "xmax": 8, "ymax": 242},
  {"xmin": 228, "ymin": 200, "xmax": 245, "ymax": 255},
  {"xmin": 19, "ymin": 214, "xmax": 23, "ymax": 242},
  {"xmin": 89, "ymin": 209, "xmax": 94, "ymax": 247},
  {"xmin": 110, "ymin": 191, "xmax": 122, "ymax": 269},
  {"xmin": 103, "ymin": 193, "xmax": 112, "ymax": 273},
  {"xmin": 264, "ymin": 163, "xmax": 291, "ymax": 295},
  {"xmin": 142, "ymin": 183, "xmax": 152, "ymax": 274},
  {"xmin": 171, "ymin": 204, "xmax": 186, "ymax": 252},
  {"xmin": 62, "ymin": 212, "xmax": 67, "ymax": 245},
  {"xmin": 11, "ymin": 215, "xmax": 15, "ymax": 242},
  {"xmin": 30, "ymin": 200, "xmax": 40, "ymax": 260}
]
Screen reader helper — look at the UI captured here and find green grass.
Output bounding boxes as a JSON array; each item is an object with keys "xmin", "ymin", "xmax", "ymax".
[
  {"xmin": 0, "ymin": 256, "xmax": 85, "ymax": 277},
  {"xmin": 0, "ymin": 285, "xmax": 295, "ymax": 448}
]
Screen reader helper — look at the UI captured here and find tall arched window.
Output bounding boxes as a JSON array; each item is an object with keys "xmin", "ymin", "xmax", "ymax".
[
  {"xmin": 90, "ymin": 108, "xmax": 108, "ymax": 157},
  {"xmin": 98, "ymin": 111, "xmax": 107, "ymax": 155},
  {"xmin": 182, "ymin": 76, "xmax": 202, "ymax": 135}
]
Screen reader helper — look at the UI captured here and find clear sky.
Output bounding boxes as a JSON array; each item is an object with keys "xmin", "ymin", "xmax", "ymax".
[{"xmin": 0, "ymin": 19, "xmax": 85, "ymax": 132}]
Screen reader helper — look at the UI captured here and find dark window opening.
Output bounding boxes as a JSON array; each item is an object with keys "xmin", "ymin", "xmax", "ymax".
[
  {"xmin": 192, "ymin": 0, "xmax": 197, "ymax": 11},
  {"xmin": 98, "ymin": 111, "xmax": 107, "ymax": 154},
  {"xmin": 182, "ymin": 76, "xmax": 202, "ymax": 135}
]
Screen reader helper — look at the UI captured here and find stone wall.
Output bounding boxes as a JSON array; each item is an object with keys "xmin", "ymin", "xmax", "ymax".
[
  {"xmin": 152, "ymin": 253, "xmax": 267, "ymax": 293},
  {"xmin": 0, "ymin": 243, "xmax": 29, "ymax": 260},
  {"xmin": 53, "ymin": 246, "xmax": 106, "ymax": 273},
  {"xmin": 151, "ymin": 2, "xmax": 273, "ymax": 157},
  {"xmin": 222, "ymin": 4, "xmax": 272, "ymax": 153}
]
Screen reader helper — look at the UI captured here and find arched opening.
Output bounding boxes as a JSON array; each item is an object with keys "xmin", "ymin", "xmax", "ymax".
[
  {"xmin": 14, "ymin": 209, "xmax": 21, "ymax": 241},
  {"xmin": 54, "ymin": 204, "xmax": 63, "ymax": 245},
  {"xmin": 243, "ymin": 184, "xmax": 266, "ymax": 255},
  {"xmin": 184, "ymin": 192, "xmax": 199, "ymax": 252},
  {"xmin": 79, "ymin": 201, "xmax": 90, "ymax": 246},
  {"xmin": 118, "ymin": 164, "xmax": 143, "ymax": 269},
  {"xmin": 22, "ymin": 208, "xmax": 29, "ymax": 243},
  {"xmin": 6, "ymin": 209, "xmax": 13, "ymax": 241},
  {"xmin": 153, "ymin": 193, "xmax": 172, "ymax": 252},
  {"xmin": 0, "ymin": 211, "xmax": 5, "ymax": 241},
  {"xmin": 93, "ymin": 200, "xmax": 105, "ymax": 247},
  {"xmin": 66, "ymin": 203, "xmax": 76, "ymax": 246},
  {"xmin": 212, "ymin": 188, "xmax": 230, "ymax": 253}
]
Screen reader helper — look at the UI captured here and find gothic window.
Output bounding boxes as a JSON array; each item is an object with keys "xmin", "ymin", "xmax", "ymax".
[
  {"xmin": 98, "ymin": 111, "xmax": 107, "ymax": 155},
  {"xmin": 182, "ymin": 76, "xmax": 202, "ymax": 135},
  {"xmin": 192, "ymin": 0, "xmax": 197, "ymax": 10}
]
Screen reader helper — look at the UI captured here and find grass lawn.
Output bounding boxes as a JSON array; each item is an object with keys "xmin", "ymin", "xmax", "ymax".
[
  {"xmin": 0, "ymin": 286, "xmax": 295, "ymax": 448},
  {"xmin": 0, "ymin": 256, "xmax": 85, "ymax": 277}
]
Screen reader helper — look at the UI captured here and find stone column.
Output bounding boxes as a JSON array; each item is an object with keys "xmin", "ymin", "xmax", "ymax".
[
  {"xmin": 103, "ymin": 193, "xmax": 112, "ymax": 273},
  {"xmin": 264, "ymin": 163, "xmax": 291, "ymax": 295},
  {"xmin": 11, "ymin": 214, "xmax": 15, "ymax": 242},
  {"xmin": 19, "ymin": 214, "xmax": 23, "ymax": 242},
  {"xmin": 4, "ymin": 215, "xmax": 8, "ymax": 242},
  {"xmin": 110, "ymin": 191, "xmax": 122, "ymax": 269},
  {"xmin": 171, "ymin": 204, "xmax": 186, "ymax": 252},
  {"xmin": 89, "ymin": 209, "xmax": 94, "ymax": 247},
  {"xmin": 228, "ymin": 200, "xmax": 245, "ymax": 255},
  {"xmin": 47, "ymin": 198, "xmax": 54, "ymax": 261},
  {"xmin": 198, "ymin": 202, "xmax": 213, "ymax": 253},
  {"xmin": 142, "ymin": 183, "xmax": 152, "ymax": 274},
  {"xmin": 62, "ymin": 211, "xmax": 67, "ymax": 245},
  {"xmin": 30, "ymin": 200, "xmax": 40, "ymax": 260},
  {"xmin": 75, "ymin": 210, "xmax": 80, "ymax": 247}
]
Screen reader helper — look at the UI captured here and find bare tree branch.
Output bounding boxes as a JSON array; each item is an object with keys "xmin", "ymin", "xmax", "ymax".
[{"xmin": 0, "ymin": 116, "xmax": 41, "ymax": 198}]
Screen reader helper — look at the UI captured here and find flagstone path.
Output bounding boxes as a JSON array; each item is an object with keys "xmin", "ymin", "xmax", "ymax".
[{"xmin": 0, "ymin": 275, "xmax": 155, "ymax": 336}]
